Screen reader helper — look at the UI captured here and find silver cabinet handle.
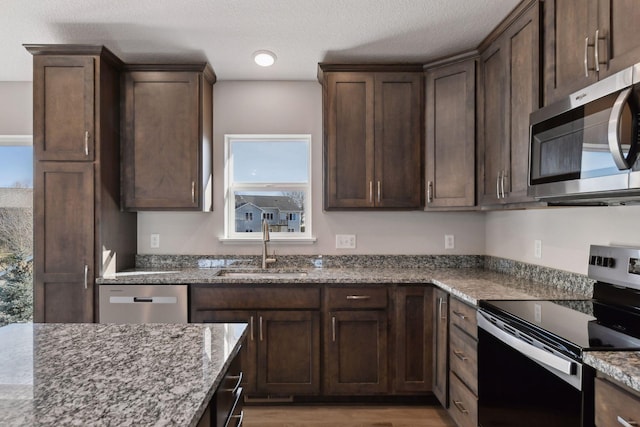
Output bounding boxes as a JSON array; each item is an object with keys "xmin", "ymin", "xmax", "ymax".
[
  {"xmin": 369, "ymin": 181, "xmax": 373, "ymax": 204},
  {"xmin": 226, "ymin": 410, "xmax": 244, "ymax": 427},
  {"xmin": 452, "ymin": 400, "xmax": 469, "ymax": 414},
  {"xmin": 584, "ymin": 36, "xmax": 590, "ymax": 77},
  {"xmin": 608, "ymin": 87, "xmax": 634, "ymax": 170},
  {"xmin": 222, "ymin": 372, "xmax": 243, "ymax": 393},
  {"xmin": 438, "ymin": 297, "xmax": 447, "ymax": 320},
  {"xmin": 191, "ymin": 181, "xmax": 195, "ymax": 204},
  {"xmin": 346, "ymin": 295, "xmax": 371, "ymax": 300},
  {"xmin": 332, "ymin": 316, "xmax": 336, "ymax": 342},
  {"xmin": 377, "ymin": 181, "xmax": 381, "ymax": 203},
  {"xmin": 453, "ymin": 310, "xmax": 467, "ymax": 320},
  {"xmin": 500, "ymin": 170, "xmax": 506, "ymax": 199},
  {"xmin": 427, "ymin": 181, "xmax": 433, "ymax": 204},
  {"xmin": 249, "ymin": 316, "xmax": 254, "ymax": 341},
  {"xmin": 594, "ymin": 29, "xmax": 600, "ymax": 72},
  {"xmin": 618, "ymin": 416, "xmax": 638, "ymax": 427},
  {"xmin": 84, "ymin": 265, "xmax": 88, "ymax": 289},
  {"xmin": 259, "ymin": 316, "xmax": 263, "ymax": 341},
  {"xmin": 84, "ymin": 131, "xmax": 89, "ymax": 156},
  {"xmin": 453, "ymin": 350, "xmax": 468, "ymax": 361},
  {"xmin": 496, "ymin": 171, "xmax": 501, "ymax": 199}
]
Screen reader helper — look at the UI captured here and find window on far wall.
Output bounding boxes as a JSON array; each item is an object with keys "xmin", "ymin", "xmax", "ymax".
[{"xmin": 224, "ymin": 134, "xmax": 312, "ymax": 240}]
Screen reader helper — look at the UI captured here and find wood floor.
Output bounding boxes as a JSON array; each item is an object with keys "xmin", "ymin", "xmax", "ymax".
[{"xmin": 242, "ymin": 405, "xmax": 456, "ymax": 427}]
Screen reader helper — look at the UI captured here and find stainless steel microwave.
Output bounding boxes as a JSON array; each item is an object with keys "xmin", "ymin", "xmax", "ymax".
[{"xmin": 528, "ymin": 63, "xmax": 640, "ymax": 204}]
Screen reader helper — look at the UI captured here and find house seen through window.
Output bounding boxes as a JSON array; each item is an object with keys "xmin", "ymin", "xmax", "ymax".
[
  {"xmin": 0, "ymin": 136, "xmax": 33, "ymax": 327},
  {"xmin": 224, "ymin": 134, "xmax": 312, "ymax": 240}
]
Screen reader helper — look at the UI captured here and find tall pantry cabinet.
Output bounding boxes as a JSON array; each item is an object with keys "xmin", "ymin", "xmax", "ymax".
[{"xmin": 26, "ymin": 45, "xmax": 137, "ymax": 323}]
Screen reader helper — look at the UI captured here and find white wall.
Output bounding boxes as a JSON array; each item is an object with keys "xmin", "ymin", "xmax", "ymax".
[
  {"xmin": 0, "ymin": 82, "xmax": 32, "ymax": 135},
  {"xmin": 485, "ymin": 205, "xmax": 640, "ymax": 275},
  {"xmin": 136, "ymin": 81, "xmax": 486, "ymax": 256}
]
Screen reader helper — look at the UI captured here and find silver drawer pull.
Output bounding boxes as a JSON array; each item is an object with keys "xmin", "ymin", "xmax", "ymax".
[
  {"xmin": 346, "ymin": 295, "xmax": 371, "ymax": 300},
  {"xmin": 223, "ymin": 372, "xmax": 243, "ymax": 393},
  {"xmin": 618, "ymin": 416, "xmax": 638, "ymax": 427},
  {"xmin": 453, "ymin": 350, "xmax": 468, "ymax": 361},
  {"xmin": 453, "ymin": 310, "xmax": 468, "ymax": 320},
  {"xmin": 453, "ymin": 400, "xmax": 468, "ymax": 414},
  {"xmin": 225, "ymin": 410, "xmax": 244, "ymax": 427},
  {"xmin": 84, "ymin": 131, "xmax": 89, "ymax": 156}
]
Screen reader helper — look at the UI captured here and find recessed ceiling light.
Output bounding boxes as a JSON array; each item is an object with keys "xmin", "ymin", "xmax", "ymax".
[{"xmin": 253, "ymin": 50, "xmax": 277, "ymax": 67}]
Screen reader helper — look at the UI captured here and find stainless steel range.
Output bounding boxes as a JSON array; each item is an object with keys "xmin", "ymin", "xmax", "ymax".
[{"xmin": 477, "ymin": 245, "xmax": 640, "ymax": 427}]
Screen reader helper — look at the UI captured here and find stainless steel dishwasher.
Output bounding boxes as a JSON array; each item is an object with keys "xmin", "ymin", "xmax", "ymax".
[{"xmin": 99, "ymin": 284, "xmax": 188, "ymax": 323}]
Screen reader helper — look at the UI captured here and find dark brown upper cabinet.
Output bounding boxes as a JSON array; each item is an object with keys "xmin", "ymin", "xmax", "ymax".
[
  {"xmin": 478, "ymin": 1, "xmax": 540, "ymax": 207},
  {"xmin": 544, "ymin": 0, "xmax": 640, "ymax": 105},
  {"xmin": 122, "ymin": 64, "xmax": 215, "ymax": 211},
  {"xmin": 424, "ymin": 58, "xmax": 476, "ymax": 210},
  {"xmin": 26, "ymin": 44, "xmax": 137, "ymax": 323},
  {"xmin": 32, "ymin": 55, "xmax": 95, "ymax": 161},
  {"xmin": 318, "ymin": 64, "xmax": 424, "ymax": 210}
]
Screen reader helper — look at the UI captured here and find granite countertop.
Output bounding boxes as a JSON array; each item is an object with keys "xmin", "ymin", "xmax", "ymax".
[
  {"xmin": 0, "ymin": 322, "xmax": 246, "ymax": 427},
  {"xmin": 584, "ymin": 351, "xmax": 640, "ymax": 393},
  {"xmin": 98, "ymin": 267, "xmax": 591, "ymax": 305}
]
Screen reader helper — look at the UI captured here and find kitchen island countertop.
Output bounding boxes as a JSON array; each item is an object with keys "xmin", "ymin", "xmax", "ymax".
[
  {"xmin": 0, "ymin": 322, "xmax": 246, "ymax": 426},
  {"xmin": 584, "ymin": 351, "xmax": 640, "ymax": 393}
]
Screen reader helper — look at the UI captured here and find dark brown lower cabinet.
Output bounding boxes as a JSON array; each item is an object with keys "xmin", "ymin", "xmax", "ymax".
[
  {"xmin": 197, "ymin": 350, "xmax": 244, "ymax": 427},
  {"xmin": 393, "ymin": 286, "xmax": 433, "ymax": 393},
  {"xmin": 192, "ymin": 309, "xmax": 320, "ymax": 397},
  {"xmin": 325, "ymin": 310, "xmax": 388, "ymax": 395}
]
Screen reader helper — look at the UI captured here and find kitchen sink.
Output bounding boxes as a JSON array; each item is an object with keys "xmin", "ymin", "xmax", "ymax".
[{"xmin": 218, "ymin": 270, "xmax": 309, "ymax": 279}]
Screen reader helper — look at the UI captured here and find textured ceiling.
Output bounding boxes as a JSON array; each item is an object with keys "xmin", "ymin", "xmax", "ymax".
[{"xmin": 3, "ymin": 0, "xmax": 520, "ymax": 82}]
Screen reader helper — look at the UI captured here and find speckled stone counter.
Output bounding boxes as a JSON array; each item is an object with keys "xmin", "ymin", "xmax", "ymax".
[
  {"xmin": 0, "ymin": 323, "xmax": 246, "ymax": 427},
  {"xmin": 584, "ymin": 351, "xmax": 640, "ymax": 393},
  {"xmin": 98, "ymin": 266, "xmax": 592, "ymax": 304}
]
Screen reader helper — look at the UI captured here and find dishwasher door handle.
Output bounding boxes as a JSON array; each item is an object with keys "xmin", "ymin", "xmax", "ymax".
[{"xmin": 109, "ymin": 296, "xmax": 178, "ymax": 304}]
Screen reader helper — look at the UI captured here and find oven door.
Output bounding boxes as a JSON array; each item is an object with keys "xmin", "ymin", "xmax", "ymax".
[{"xmin": 477, "ymin": 311, "xmax": 594, "ymax": 427}]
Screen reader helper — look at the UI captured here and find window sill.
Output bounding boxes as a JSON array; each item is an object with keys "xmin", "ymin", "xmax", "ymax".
[{"xmin": 219, "ymin": 236, "xmax": 317, "ymax": 245}]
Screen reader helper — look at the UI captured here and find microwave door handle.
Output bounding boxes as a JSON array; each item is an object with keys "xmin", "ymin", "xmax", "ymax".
[{"xmin": 608, "ymin": 87, "xmax": 633, "ymax": 170}]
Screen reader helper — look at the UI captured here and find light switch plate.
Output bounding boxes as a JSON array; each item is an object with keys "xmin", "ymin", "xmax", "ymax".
[
  {"xmin": 150, "ymin": 233, "xmax": 160, "ymax": 249},
  {"xmin": 534, "ymin": 240, "xmax": 542, "ymax": 258},
  {"xmin": 445, "ymin": 234, "xmax": 455, "ymax": 250}
]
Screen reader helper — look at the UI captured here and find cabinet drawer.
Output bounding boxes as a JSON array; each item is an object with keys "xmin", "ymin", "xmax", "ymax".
[
  {"xmin": 215, "ymin": 353, "xmax": 243, "ymax": 427},
  {"xmin": 449, "ymin": 324, "xmax": 477, "ymax": 395},
  {"xmin": 448, "ymin": 372, "xmax": 478, "ymax": 427},
  {"xmin": 595, "ymin": 377, "xmax": 640, "ymax": 427},
  {"xmin": 191, "ymin": 286, "xmax": 320, "ymax": 310},
  {"xmin": 450, "ymin": 298, "xmax": 477, "ymax": 339},
  {"xmin": 326, "ymin": 287, "xmax": 388, "ymax": 309}
]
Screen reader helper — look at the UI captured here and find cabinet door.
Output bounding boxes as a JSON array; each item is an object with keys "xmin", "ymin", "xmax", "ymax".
[
  {"xmin": 325, "ymin": 310, "xmax": 388, "ymax": 395},
  {"xmin": 544, "ymin": 0, "xmax": 598, "ymax": 105},
  {"xmin": 122, "ymin": 71, "xmax": 201, "ymax": 210},
  {"xmin": 374, "ymin": 73, "xmax": 423, "ymax": 208},
  {"xmin": 257, "ymin": 311, "xmax": 320, "ymax": 395},
  {"xmin": 425, "ymin": 61, "xmax": 475, "ymax": 209},
  {"xmin": 504, "ymin": 1, "xmax": 540, "ymax": 203},
  {"xmin": 598, "ymin": 0, "xmax": 640, "ymax": 77},
  {"xmin": 478, "ymin": 41, "xmax": 508, "ymax": 206},
  {"xmin": 33, "ymin": 56, "xmax": 94, "ymax": 161},
  {"xmin": 193, "ymin": 310, "xmax": 257, "ymax": 394},
  {"xmin": 433, "ymin": 288, "xmax": 449, "ymax": 407},
  {"xmin": 324, "ymin": 72, "xmax": 375, "ymax": 209},
  {"xmin": 34, "ymin": 162, "xmax": 94, "ymax": 322},
  {"xmin": 393, "ymin": 286, "xmax": 433, "ymax": 393}
]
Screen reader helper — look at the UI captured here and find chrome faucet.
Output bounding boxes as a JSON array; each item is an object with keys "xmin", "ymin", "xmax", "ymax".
[{"xmin": 261, "ymin": 219, "xmax": 276, "ymax": 269}]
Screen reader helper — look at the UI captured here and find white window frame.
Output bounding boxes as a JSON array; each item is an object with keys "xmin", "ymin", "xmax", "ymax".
[{"xmin": 222, "ymin": 134, "xmax": 314, "ymax": 242}]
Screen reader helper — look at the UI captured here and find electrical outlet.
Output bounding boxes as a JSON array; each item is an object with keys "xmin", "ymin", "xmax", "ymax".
[
  {"xmin": 534, "ymin": 240, "xmax": 542, "ymax": 258},
  {"xmin": 445, "ymin": 234, "xmax": 455, "ymax": 250},
  {"xmin": 336, "ymin": 234, "xmax": 356, "ymax": 249},
  {"xmin": 150, "ymin": 233, "xmax": 160, "ymax": 249}
]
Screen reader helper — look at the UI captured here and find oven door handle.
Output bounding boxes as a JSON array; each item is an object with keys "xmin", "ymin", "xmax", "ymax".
[{"xmin": 478, "ymin": 312, "xmax": 576, "ymax": 376}]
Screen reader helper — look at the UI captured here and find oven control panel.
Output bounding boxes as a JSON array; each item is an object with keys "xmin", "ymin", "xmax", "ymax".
[{"xmin": 588, "ymin": 245, "xmax": 640, "ymax": 290}]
